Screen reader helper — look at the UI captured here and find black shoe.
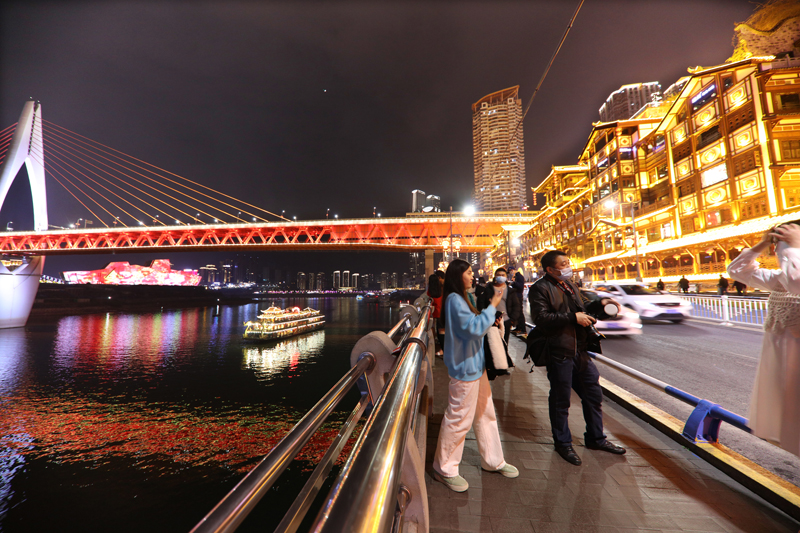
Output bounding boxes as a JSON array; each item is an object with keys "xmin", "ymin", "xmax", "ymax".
[
  {"xmin": 586, "ymin": 441, "xmax": 626, "ymax": 455},
  {"xmin": 555, "ymin": 446, "xmax": 582, "ymax": 466}
]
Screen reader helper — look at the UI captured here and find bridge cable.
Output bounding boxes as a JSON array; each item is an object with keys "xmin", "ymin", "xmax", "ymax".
[
  {"xmin": 28, "ymin": 151, "xmax": 111, "ymax": 228},
  {"xmin": 43, "ymin": 125, "xmax": 256, "ymax": 224},
  {"xmin": 37, "ymin": 135, "xmax": 199, "ymax": 225},
  {"xmin": 482, "ymin": 0, "xmax": 585, "ymax": 201},
  {"xmin": 42, "ymin": 130, "xmax": 224, "ymax": 224},
  {"xmin": 44, "ymin": 120, "xmax": 288, "ymax": 221},
  {"xmin": 30, "ymin": 143, "xmax": 159, "ymax": 227}
]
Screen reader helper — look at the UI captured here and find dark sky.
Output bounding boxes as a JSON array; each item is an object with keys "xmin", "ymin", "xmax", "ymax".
[{"xmin": 0, "ymin": 0, "xmax": 756, "ymax": 276}]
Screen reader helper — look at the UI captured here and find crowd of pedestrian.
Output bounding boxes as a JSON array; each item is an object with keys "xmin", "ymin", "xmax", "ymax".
[{"xmin": 428, "ymin": 219, "xmax": 800, "ymax": 494}]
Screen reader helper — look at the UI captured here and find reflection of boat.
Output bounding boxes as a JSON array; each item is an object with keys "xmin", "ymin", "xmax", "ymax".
[
  {"xmin": 243, "ymin": 330, "xmax": 326, "ymax": 380},
  {"xmin": 243, "ymin": 305, "xmax": 325, "ymax": 340}
]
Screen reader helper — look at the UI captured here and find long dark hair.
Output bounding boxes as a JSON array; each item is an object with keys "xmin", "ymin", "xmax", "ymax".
[
  {"xmin": 443, "ymin": 259, "xmax": 478, "ymax": 317},
  {"xmin": 427, "ymin": 273, "xmax": 442, "ymax": 298}
]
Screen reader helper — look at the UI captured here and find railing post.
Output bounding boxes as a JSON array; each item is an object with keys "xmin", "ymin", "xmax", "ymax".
[{"xmin": 720, "ymin": 294, "xmax": 732, "ymax": 326}]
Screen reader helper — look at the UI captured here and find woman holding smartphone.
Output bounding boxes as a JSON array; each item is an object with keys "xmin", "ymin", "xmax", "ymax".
[
  {"xmin": 432, "ymin": 259, "xmax": 518, "ymax": 492},
  {"xmin": 727, "ymin": 222, "xmax": 800, "ymax": 457}
]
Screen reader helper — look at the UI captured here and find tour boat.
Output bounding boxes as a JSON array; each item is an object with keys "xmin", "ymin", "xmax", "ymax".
[{"xmin": 243, "ymin": 305, "xmax": 325, "ymax": 340}]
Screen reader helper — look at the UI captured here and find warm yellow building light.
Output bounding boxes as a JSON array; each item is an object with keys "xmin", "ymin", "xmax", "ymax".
[{"xmin": 736, "ymin": 131, "xmax": 752, "ymax": 147}]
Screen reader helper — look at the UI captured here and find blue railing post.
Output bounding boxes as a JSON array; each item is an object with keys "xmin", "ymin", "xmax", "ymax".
[{"xmin": 682, "ymin": 399, "xmax": 723, "ymax": 443}]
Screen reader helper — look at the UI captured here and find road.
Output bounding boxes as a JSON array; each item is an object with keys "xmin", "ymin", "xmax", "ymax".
[{"xmin": 595, "ymin": 319, "xmax": 800, "ymax": 486}]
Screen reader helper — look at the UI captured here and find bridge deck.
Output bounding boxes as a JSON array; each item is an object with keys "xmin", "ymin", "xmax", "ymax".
[{"xmin": 425, "ymin": 337, "xmax": 799, "ymax": 533}]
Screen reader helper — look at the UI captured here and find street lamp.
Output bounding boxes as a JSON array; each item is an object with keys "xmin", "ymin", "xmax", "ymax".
[{"xmin": 604, "ymin": 199, "xmax": 642, "ymax": 282}]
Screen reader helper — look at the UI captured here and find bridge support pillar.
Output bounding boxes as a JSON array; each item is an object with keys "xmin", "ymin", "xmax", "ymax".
[
  {"xmin": 424, "ymin": 249, "xmax": 434, "ymax": 278},
  {"xmin": 0, "ymin": 256, "xmax": 44, "ymax": 329}
]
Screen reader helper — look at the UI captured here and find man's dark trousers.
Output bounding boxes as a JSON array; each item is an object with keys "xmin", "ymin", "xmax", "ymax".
[{"xmin": 545, "ymin": 354, "xmax": 606, "ymax": 447}]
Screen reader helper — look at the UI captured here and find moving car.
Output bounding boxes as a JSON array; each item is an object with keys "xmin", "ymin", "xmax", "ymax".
[
  {"xmin": 582, "ymin": 289, "xmax": 643, "ymax": 335},
  {"xmin": 591, "ymin": 282, "xmax": 692, "ymax": 323}
]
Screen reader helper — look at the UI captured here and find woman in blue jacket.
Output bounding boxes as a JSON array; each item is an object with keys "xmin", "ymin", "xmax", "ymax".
[{"xmin": 432, "ymin": 259, "xmax": 519, "ymax": 492}]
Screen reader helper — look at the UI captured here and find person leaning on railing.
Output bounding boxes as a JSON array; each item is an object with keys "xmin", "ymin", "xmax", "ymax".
[
  {"xmin": 727, "ymin": 222, "xmax": 800, "ymax": 457},
  {"xmin": 431, "ymin": 259, "xmax": 519, "ymax": 493}
]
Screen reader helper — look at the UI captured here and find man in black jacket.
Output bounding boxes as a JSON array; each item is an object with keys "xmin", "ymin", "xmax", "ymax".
[{"xmin": 528, "ymin": 250, "xmax": 626, "ymax": 466}]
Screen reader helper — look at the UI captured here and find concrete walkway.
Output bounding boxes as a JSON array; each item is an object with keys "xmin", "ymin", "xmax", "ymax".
[{"xmin": 425, "ymin": 337, "xmax": 800, "ymax": 533}]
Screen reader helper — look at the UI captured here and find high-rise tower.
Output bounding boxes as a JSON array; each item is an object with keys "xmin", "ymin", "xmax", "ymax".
[{"xmin": 473, "ymin": 86, "xmax": 526, "ymax": 211}]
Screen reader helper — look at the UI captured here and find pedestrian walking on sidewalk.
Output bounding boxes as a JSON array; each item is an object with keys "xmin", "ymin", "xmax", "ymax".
[
  {"xmin": 727, "ymin": 222, "xmax": 800, "ymax": 457},
  {"xmin": 717, "ymin": 275, "xmax": 729, "ymax": 295},
  {"xmin": 432, "ymin": 259, "xmax": 519, "ymax": 492},
  {"xmin": 678, "ymin": 276, "xmax": 690, "ymax": 293},
  {"xmin": 528, "ymin": 250, "xmax": 627, "ymax": 466}
]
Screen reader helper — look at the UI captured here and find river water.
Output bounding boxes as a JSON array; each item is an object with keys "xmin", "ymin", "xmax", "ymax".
[{"xmin": 0, "ymin": 298, "xmax": 399, "ymax": 532}]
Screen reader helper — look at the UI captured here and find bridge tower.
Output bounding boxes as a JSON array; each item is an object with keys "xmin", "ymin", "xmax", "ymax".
[{"xmin": 0, "ymin": 101, "xmax": 47, "ymax": 328}]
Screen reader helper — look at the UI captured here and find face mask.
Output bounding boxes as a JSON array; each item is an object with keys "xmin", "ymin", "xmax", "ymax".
[
  {"xmin": 494, "ymin": 276, "xmax": 507, "ymax": 284},
  {"xmin": 552, "ymin": 267, "xmax": 572, "ymax": 281}
]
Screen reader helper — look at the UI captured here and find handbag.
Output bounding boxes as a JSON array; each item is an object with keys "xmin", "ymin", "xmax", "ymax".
[{"xmin": 486, "ymin": 326, "xmax": 508, "ymax": 370}]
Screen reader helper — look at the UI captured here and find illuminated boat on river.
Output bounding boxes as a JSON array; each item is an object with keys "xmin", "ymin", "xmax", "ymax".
[{"xmin": 243, "ymin": 306, "xmax": 325, "ymax": 340}]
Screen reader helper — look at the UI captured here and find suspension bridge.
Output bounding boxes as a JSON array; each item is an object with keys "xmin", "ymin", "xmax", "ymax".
[{"xmin": 0, "ymin": 101, "xmax": 535, "ymax": 327}]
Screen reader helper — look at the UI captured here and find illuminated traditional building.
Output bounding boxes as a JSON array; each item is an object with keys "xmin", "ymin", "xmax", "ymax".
[
  {"xmin": 519, "ymin": 55, "xmax": 800, "ymax": 284},
  {"xmin": 473, "ymin": 86, "xmax": 526, "ymax": 211}
]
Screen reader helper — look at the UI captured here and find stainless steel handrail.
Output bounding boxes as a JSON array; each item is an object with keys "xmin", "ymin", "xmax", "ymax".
[
  {"xmin": 386, "ymin": 314, "xmax": 410, "ymax": 340},
  {"xmin": 190, "ymin": 353, "xmax": 376, "ymax": 533},
  {"xmin": 311, "ymin": 306, "xmax": 431, "ymax": 533}
]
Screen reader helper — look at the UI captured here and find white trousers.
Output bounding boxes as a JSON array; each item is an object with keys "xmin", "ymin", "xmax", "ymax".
[{"xmin": 433, "ymin": 371, "xmax": 506, "ymax": 477}]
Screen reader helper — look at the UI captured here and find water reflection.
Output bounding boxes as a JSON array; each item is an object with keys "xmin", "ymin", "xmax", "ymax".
[
  {"xmin": 0, "ymin": 298, "xmax": 391, "ymax": 530},
  {"xmin": 243, "ymin": 330, "xmax": 326, "ymax": 381}
]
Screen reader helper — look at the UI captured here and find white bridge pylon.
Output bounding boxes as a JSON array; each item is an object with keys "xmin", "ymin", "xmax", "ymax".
[{"xmin": 0, "ymin": 101, "xmax": 47, "ymax": 329}]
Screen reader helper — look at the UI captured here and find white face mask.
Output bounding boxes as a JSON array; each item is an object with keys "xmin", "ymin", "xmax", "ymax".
[
  {"xmin": 552, "ymin": 267, "xmax": 572, "ymax": 281},
  {"xmin": 494, "ymin": 275, "xmax": 507, "ymax": 284}
]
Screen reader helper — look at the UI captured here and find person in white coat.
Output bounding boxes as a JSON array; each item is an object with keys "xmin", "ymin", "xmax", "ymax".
[{"xmin": 727, "ymin": 222, "xmax": 800, "ymax": 456}]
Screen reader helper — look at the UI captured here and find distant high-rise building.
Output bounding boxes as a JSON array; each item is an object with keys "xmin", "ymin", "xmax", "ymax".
[
  {"xmin": 380, "ymin": 272, "xmax": 389, "ymax": 290},
  {"xmin": 599, "ymin": 82, "xmax": 661, "ymax": 122},
  {"xmin": 473, "ymin": 86, "xmax": 526, "ymax": 211},
  {"xmin": 390, "ymin": 272, "xmax": 398, "ymax": 288},
  {"xmin": 199, "ymin": 264, "xmax": 218, "ymax": 285},
  {"xmin": 333, "ymin": 270, "xmax": 341, "ymax": 289},
  {"xmin": 342, "ymin": 270, "xmax": 351, "ymax": 288},
  {"xmin": 362, "ymin": 274, "xmax": 371, "ymax": 289},
  {"xmin": 316, "ymin": 272, "xmax": 325, "ymax": 290},
  {"xmin": 425, "ymin": 195, "xmax": 441, "ymax": 212},
  {"xmin": 297, "ymin": 272, "xmax": 307, "ymax": 290},
  {"xmin": 219, "ymin": 260, "xmax": 234, "ymax": 284},
  {"xmin": 307, "ymin": 272, "xmax": 316, "ymax": 290},
  {"xmin": 411, "ymin": 189, "xmax": 427, "ymax": 212},
  {"xmin": 352, "ymin": 273, "xmax": 359, "ymax": 288}
]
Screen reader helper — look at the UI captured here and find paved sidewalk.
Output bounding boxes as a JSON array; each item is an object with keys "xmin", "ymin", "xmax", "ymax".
[{"xmin": 425, "ymin": 337, "xmax": 800, "ymax": 533}]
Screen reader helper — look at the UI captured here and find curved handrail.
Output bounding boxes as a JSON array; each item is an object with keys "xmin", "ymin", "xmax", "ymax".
[
  {"xmin": 190, "ymin": 353, "xmax": 376, "ymax": 533},
  {"xmin": 311, "ymin": 306, "xmax": 431, "ymax": 533}
]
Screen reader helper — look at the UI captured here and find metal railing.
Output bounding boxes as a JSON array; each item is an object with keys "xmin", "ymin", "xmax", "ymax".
[
  {"xmin": 312, "ymin": 306, "xmax": 431, "ymax": 533},
  {"xmin": 192, "ymin": 305, "xmax": 433, "ymax": 533},
  {"xmin": 525, "ymin": 321, "xmax": 751, "ymax": 443},
  {"xmin": 678, "ymin": 294, "xmax": 768, "ymax": 327}
]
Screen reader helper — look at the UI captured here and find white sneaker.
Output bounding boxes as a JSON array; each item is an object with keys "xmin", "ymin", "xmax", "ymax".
[
  {"xmin": 433, "ymin": 471, "xmax": 469, "ymax": 492},
  {"xmin": 481, "ymin": 462, "xmax": 519, "ymax": 478}
]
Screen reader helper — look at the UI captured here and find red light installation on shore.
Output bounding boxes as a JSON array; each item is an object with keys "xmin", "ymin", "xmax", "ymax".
[{"xmin": 62, "ymin": 259, "xmax": 201, "ymax": 286}]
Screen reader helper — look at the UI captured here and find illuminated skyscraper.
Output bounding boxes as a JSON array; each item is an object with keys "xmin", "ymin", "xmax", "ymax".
[
  {"xmin": 342, "ymin": 270, "xmax": 351, "ymax": 287},
  {"xmin": 411, "ymin": 190, "xmax": 426, "ymax": 212},
  {"xmin": 297, "ymin": 272, "xmax": 306, "ymax": 290},
  {"xmin": 473, "ymin": 86, "xmax": 526, "ymax": 211},
  {"xmin": 333, "ymin": 270, "xmax": 341, "ymax": 289},
  {"xmin": 599, "ymin": 82, "xmax": 661, "ymax": 122}
]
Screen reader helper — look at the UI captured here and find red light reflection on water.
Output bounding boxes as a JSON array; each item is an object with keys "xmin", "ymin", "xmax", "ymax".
[{"xmin": 0, "ymin": 395, "xmax": 355, "ymax": 473}]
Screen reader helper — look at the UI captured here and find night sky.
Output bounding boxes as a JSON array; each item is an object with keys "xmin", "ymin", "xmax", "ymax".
[{"xmin": 0, "ymin": 0, "xmax": 756, "ymax": 277}]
